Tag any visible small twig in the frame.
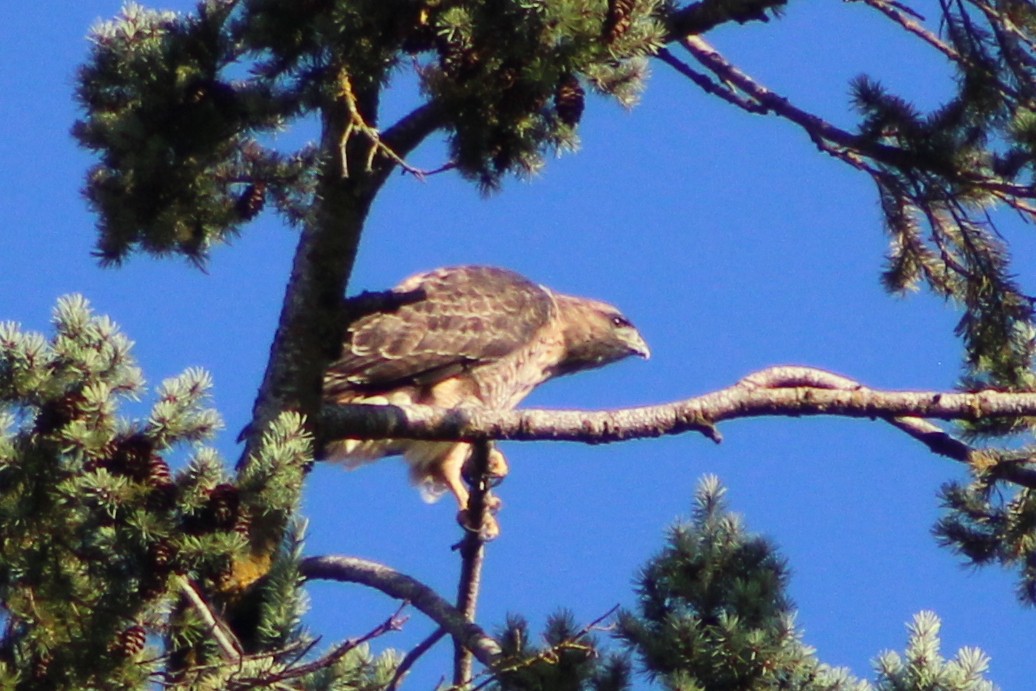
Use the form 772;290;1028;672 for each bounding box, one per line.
175;576;243;662
231;604;408;687
387;627;448;691
655;48;766;114
337;72;449;180
670;34;1036;208
468;605;622;691
856;0;964;64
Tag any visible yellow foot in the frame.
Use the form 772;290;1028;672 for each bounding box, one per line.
463;446;509;488
457;507;500;540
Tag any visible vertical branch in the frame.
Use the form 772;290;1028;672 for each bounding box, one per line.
238;95;444;472
452;440;493;688
237;81;369;470
235;90;446;563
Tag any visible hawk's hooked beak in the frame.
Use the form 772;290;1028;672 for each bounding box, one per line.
625;330;651;360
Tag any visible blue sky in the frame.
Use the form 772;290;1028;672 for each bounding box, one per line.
3;1;1035;687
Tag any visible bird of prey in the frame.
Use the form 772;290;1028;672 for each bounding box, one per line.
323;265;650;537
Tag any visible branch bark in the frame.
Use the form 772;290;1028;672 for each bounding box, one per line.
299;555;503;669
660;34;1036;210
238;92;445;472
320;366;1036;487
452;441;493;688
664;0;788;40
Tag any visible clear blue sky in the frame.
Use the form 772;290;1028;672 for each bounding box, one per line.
2;1;1035;687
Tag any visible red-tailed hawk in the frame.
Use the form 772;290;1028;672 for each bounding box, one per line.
324;265;649;536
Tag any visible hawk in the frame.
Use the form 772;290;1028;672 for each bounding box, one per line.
323;265;650;536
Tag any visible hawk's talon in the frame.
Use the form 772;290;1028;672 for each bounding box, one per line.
456;509;500;540
462;447;510;486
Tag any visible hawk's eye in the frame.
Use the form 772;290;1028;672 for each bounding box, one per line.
611;315;631;328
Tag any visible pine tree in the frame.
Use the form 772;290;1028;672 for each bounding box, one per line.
616;477;864;691
5;0;1036;687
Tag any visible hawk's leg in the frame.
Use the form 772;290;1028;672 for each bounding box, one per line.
439;443;502;539
462;443;509;488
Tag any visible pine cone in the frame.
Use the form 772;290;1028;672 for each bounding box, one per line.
31;652;52;680
204;483;241;531
111;625;147;658
233;505;253;537
147;539;177;576
603;0;636;43
146;455;177;510
148;456;174;488
235;182;266;221
138;570;169;600
107;433;154;480
439;38;481;82
34;394;81;436
554;74;585;127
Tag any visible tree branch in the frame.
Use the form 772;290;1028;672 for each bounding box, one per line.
320;366;1036;488
239;99;444;472
451;441;493;688
299;555;502;669
666;35;1036;207
664;0;788;41
387;627;447;691
176;576;243;662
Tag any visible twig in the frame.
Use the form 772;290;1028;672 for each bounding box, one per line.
655;48;766;114
299;555;502;668
670;35;1036;205
337;72;447;180
229;604;408;688
176;576;243;662
386;627;448;691
856;0;963;64
468;605;622;691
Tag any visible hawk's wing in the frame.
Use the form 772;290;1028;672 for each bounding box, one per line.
325;266;555;396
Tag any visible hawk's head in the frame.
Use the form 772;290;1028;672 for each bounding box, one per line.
551;294;650;377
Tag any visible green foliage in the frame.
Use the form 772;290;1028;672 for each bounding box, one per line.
74;2;317;265
416;0;664;190
64;1;1036;687
490;611;631;691
874;611;994;691
934;455;1036;606
0;297;397;688
485;479;997;691
0;295;228;686
617;476;865;691
849;4;1036;398
73;0;665;263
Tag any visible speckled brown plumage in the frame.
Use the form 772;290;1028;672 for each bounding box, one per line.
323;265;649;536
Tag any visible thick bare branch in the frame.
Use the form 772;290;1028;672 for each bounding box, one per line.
665;0;787;41
299;555;502;669
319;366;1036;487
